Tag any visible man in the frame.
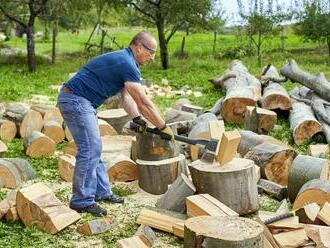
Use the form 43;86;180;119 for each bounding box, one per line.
57;32;174;216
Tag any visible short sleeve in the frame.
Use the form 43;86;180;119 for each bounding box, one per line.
121;62;141;83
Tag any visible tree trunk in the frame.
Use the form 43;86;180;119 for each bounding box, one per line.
213;31;217;56
156;19;168;69
281;26;285;51
180;36;185;57
327;36;330;59
26;24;36;72
51;21;57;64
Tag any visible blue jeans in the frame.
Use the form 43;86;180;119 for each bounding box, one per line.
57;92;112;208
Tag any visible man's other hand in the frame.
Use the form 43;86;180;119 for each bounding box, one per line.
158;125;174;141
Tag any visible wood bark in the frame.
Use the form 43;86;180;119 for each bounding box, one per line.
58;154;75;182
181;104;203;116
189;158;258;215
134;224;156;247
42;121;65;144
165;108;197;124
3;158;35;181
184;216;264;248
97;108;129;133
103;154;137;182
172;98;192;110
0;119;17;141
136;154;185;195
155;173;196;213
24;131;55;157
257;179;288;200
77;216;114;235
244;106;277;134
206;97;223;116
288;155;330;203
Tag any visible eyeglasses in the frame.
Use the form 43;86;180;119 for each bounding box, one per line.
141;43;156;55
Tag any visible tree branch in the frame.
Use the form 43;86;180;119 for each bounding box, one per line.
165;23;182;44
145;0;159;7
35;0;49;15
128;2;156;22
0;5;27;28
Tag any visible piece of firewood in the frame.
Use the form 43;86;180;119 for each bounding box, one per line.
257;179;288;200
308;144;329;158
304;224;330;248
16;182;81;234
261;83;292;111
317;202;330;226
31;105;63;125
208;120;225;161
0;140;7;156
273;229;309;247
255;217;280;248
186;194;239;218
4;103;43;138
98;119;117;136
103;154;137;182
181;104;203;116
5;207;19;221
134;224;156;247
155;173;196;213
77;216;114;235
0;190;17;219
244;106;277;134
172;222;184;238
117;236;148;248
184;216;264;248
296;203;321;224
267;216;301;231
97;108;129;133
0;119;17;141
216;130;241;165
58;154;75;182
42;121;65;144
288;155;329;203
23;131;55;157
64;123;73;141
64;140;76;156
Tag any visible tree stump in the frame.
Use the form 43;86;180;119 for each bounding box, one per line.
42;121;65;144
97;108;129;133
244;106;277;134
16;182;81;234
244;142;296;186
58;154;75;182
4;103;43;138
289;101;323;145
136;154;185;195
165;108;197;124
103;154;137;182
98;119;117;136
288;155;330;203
0;119;17;141
155;173;196;213
24;131;55;157
184;216;264;248
189;158;258;215
31;105;64;125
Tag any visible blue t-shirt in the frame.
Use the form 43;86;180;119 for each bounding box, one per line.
65;47;140;109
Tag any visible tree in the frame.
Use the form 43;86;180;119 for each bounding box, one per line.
0;0;48;72
116;0;212;69
294;0;330;58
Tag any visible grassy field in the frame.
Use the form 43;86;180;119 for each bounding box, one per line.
0;26;329;247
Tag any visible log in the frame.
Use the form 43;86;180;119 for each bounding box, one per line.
3;158;35;181
0;140;7;156
255;218;280;248
64;123;73;141
98;119;117;136
188;112;218;161
172;222;185;238
117;237;149;248
186;194;239;218
42;121;65;144
273;229;309;247
280;59;330;102
317;202;330;226
97;108;129;133
308;144;329;158
137;206;187;234
58;154;75;182
216;130;241;165
244;143;296;186
189;158;258;215
136;154;185;195
244;106;277;134
184;216;264;248
16;182;81;234
64;140;76;156
23;131;55;157
4;103;43;138
134;224;156;247
296;203;321;224
155;173;196;213
0;119;17;141
293;179;330;210
103;154;137;182
31;105;63;125
172;98;192;110
206;97;223;116
288;155;330;203
5;207;19;221
181;104;203;116
0;190;17;219
165;108;197;124
289;101;322;145
77;216;114;235
257;179;288;200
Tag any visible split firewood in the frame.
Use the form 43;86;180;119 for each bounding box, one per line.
255;217;281;248
136;154;185;195
4;103;43;138
64;123;73;141
273;229;310;247
98;119;117;136
172;98;192;110
304;224;330;247
164;108;197;124
0;119;17;141
216;130;241;165
317;202;330;226
208;120;225;160
244;106;277;134
103;154;137;182
181;104;203;116
137;206;187;234
245;143;296;186
184;216;264;248
117;236;149;248
189;158;258;215
293;179;330;210
5;207;19;221
97;108;129;133
155;173;196;213
134;224;156;247
288;155;330;203
267;216;301;233
58;154;75;182
308;144;329;158
0;190;17;219
31;105;63;125
77;216;114;235
16;182;81;234
23;131;55;157
0;140;7;156
42;121;65;144
186;194;239;218
257;179;288;200
296;203;321;224
172;222;184;238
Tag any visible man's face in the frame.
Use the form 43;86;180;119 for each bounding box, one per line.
138;39;157;65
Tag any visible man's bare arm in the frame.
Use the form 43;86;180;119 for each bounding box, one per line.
124;82;165;129
119;89;140;118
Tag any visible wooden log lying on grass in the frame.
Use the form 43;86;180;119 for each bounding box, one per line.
181;104;203;116
77;216;114;235
172;98;192;110
0;190;17;219
244;106;277;134
103;154;137;182
31;105;63;125
244;142;296;186
98;119;117;136
257;179;288;200
288;155;330;203
42;121;65;144
184;216;264;248
16;182;81;234
58;154;75;182
0;119;17;141
165;108;197;124
24;131;55;157
97;108;129;133
4;103;43;138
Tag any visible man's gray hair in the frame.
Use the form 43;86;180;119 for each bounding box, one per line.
129;32;154;46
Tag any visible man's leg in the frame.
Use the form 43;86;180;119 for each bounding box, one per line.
95;159;112;200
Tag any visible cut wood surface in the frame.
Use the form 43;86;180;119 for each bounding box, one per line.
97;108;129;133
255;217;280;248
296;203;321;224
165;108;197;124
58;154;75;182
261;83;292;111
134;224;156;247
77;216;114;235
103;154;137;182
317;202;330;226
189;158;258;215
288;155;330;203
186;194;239;218
0;140;8;156
244;142;296;186
181;104;203;116
308;144;329;158
24;131;55;157
257;179;288;200
3;158;35;181
304;224;330;247
155;173;196;213
64;140;76;156
98;119;117;136
293;179;330;210
42;121;65;144
172;222;185;238
16;182;81;234
217;130;241;165
5;207;19;221
184;216;264;248
31;105;63;125
273;229;309;248
0;119;17;141
209;120;225;160
0;190;17;219
267;216;301;230
244;106;277;134
117;236;149;248
4;103;43;138
289;101;323;145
